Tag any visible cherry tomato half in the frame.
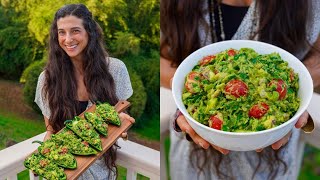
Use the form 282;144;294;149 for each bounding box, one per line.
269;79;287;100
228;49;237;56
199;55;216;66
185;71;201;93
225;79;248;98
248;102;269;119
208;115;223;130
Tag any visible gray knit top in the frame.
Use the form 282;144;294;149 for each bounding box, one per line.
170;1;320;180
35;57;133;180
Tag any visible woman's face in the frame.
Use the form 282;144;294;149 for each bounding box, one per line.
57;15;89;61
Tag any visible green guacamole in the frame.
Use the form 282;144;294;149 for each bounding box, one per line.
182;48;300;132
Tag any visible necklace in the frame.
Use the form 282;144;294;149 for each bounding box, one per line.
208;0;225;42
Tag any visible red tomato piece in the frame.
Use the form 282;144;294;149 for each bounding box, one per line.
199;55;216;66
269;79;287;100
40;159;48;167
59;147;68;154
208;115;223;130
185;71;201;93
225;79;248;98
248;102;269;119
82;141;89;147
42;148;51;154
228;49;237;56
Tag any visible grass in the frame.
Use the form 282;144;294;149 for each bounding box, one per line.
117;166;150;180
131;113;160;141
164;136;171;180
299;144;320;179
0;112;45;149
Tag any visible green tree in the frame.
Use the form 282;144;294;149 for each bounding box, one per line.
0;5;42;80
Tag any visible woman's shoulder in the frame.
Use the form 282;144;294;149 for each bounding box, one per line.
37;71;46;83
107;57;126;69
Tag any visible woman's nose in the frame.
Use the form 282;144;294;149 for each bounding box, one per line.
65;33;73;43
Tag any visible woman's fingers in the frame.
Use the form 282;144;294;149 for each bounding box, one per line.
121;132;128;140
295;111;308;128
176;115;230;154
256;148;263;153
211;144;230;155
271;131;292;150
176;115;210;149
258;112;308;152
119;112;135;123
43;132;52;141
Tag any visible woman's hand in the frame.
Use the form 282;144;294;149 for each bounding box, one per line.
176;111;309;154
119;112;135;140
176;114;230;155
119;112;135;123
43;131;53;141
257;111;309;152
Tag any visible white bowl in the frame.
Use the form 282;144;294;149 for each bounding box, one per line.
172;40;313;151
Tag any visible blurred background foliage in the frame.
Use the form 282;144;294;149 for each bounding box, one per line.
0;0;159;138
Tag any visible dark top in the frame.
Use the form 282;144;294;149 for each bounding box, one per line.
77;101;88;115
213;1;249;41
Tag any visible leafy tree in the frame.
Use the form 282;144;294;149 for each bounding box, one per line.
0;5;43;80
4;0;159;53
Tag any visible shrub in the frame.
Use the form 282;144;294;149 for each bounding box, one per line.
122;51;159;95
22;60;46;113
126;66;147;124
0;25;43;80
121;51;159;122
111;32;141;56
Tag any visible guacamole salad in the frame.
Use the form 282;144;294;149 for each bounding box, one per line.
182;48;300;132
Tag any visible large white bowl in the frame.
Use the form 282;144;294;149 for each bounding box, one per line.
172;40;313;151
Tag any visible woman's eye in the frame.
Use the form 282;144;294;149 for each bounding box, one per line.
73;30;80;33
58;31;65;35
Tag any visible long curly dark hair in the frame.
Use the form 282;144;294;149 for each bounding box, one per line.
44;4;119;178
161;0;310;179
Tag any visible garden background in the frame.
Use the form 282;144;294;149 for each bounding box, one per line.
0;0;159;179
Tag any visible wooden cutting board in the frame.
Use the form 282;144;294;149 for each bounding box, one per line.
30;100;132;180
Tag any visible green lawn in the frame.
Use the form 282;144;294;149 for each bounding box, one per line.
0;112;45;149
131;113;160;141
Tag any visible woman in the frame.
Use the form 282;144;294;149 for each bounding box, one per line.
161;0;320;179
35;4;134;179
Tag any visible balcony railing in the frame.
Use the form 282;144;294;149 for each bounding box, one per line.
0;132;160;180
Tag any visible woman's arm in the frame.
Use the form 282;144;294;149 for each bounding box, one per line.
43;116;54;141
160;56;177;89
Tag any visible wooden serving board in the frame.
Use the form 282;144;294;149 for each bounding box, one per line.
30;100;132;180
65;100;132;179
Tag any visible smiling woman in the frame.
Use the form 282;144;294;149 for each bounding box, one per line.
33;3;134;180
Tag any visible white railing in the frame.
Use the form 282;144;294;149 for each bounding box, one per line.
0;133;160;180
160;87;178;180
